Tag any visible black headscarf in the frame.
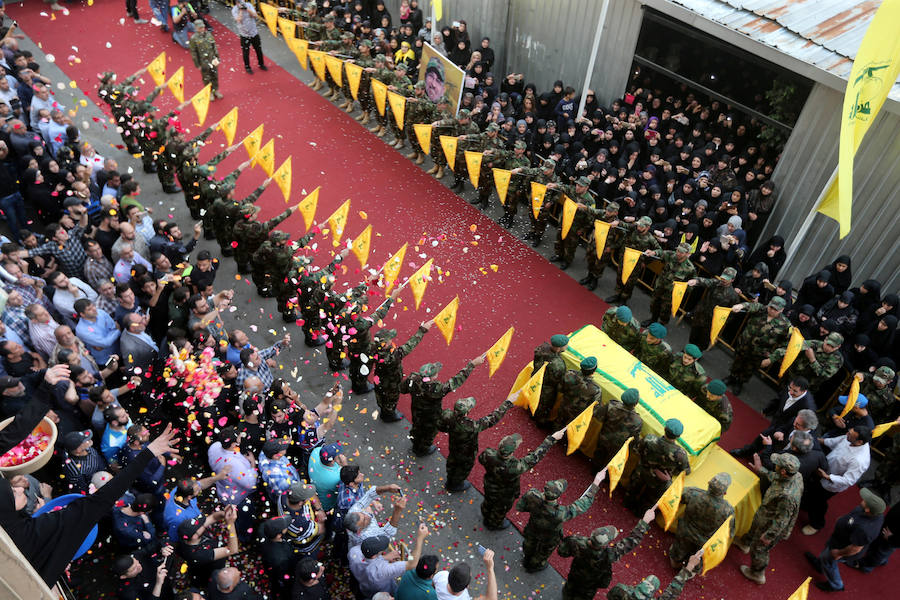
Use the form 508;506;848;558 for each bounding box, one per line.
869;315;898;356
843;334;878;373
824;255;853;294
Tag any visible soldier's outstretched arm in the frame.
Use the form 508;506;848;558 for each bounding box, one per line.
123;66;147;85
519;429;564;473
659;551;700;600
562;472;603;519
556;535;586;558
145;84;165;103
610;508;654;562
399;322;431;357
474;398;514;432
189;124;218;148
444;358;478;395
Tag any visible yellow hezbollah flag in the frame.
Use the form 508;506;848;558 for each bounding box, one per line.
515;363;546;413
566;401;597;455
217;107;238;146
325;55;343;87
259;2;279;37
709;305;731;347
309;50;327;81
296;187;319;230
658;471;685;531
492;168;511;205
272;156;292;201
530;182;547;220
408;259;434;310
371;78;388;116
594;220;611;259
414;124;432;155
344;62;363;100
382;243;407;293
326;199;351;244
147;51;166;86
464;151;482;187
621;247;642;284
439;135;458;170
816;0;900;238
701;516;733;574
486;327;515;377
671;281;689;318
287;37;309;70
561;196;577;239
166;66;185;103
350;225;372;266
253;139;276;176
434;0;442;20
839;375;861;418
434;295;460;345
606;437;632;497
190;84;212;125
242;124;264;160
388;91;407;129
787;577;811;600
278;16;296;40
873;420;898;438
778;327;805;377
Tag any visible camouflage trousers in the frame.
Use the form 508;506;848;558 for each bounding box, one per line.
200;66;219;93
729;342;767;383
741;521;778;572
614;257;643;302
529;202;552;238
325;334;346;369
155;153;177;189
622;468;669;516
481;490;517;529
446;451;476;489
522;529;560;571
562;579;603;600
410;406;440;455
347;346;370;392
300;306;324;344
649;285;674;324
503;187;526;221
586;247;614;278
374;385;400;413
668;533;704;565
532;389;557;427
554;228;586;264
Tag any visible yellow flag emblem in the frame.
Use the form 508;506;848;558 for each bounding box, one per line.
308;50;327;81
709;305;731;347
464;151;482;188
344;62;363;100
778;327;805;377
434;295;460;346
325;55;343;87
216;107;238;146
371;79;388;116
594;220;611;259
658;471;685;531
606;437;633;497
242;124;264;160
166;66;185;103
621;247;642;284
295;187;319;231
252;139;276;177
701;516;733;574
350;225;372;267
492;168;511;205
272;156;292;201
566;401;597;455
839;375;861;418
388;91;406;129
561;196;577;239
277;16;296;40
787;577;811;600
326;199;351;244
486;327;515;377
287;37;309;70
259;2;279;37
147;51;166;86
530;182;547;219
439;135;458;170
515;363;546;414
190;84;212;125
413;124;432;155
671;281;688;318
408;259;434;310
382;243;408;294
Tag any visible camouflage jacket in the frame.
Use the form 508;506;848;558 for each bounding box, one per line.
860;374;898;423
668;354;706;399
233;209;293;257
635;332;673;376
594;400;644;452
558;519;650;589
479;434;556;500
635;435;690;479
617;221;660;253
677;486;735;545
189;31;219;69
695;385;733;432
373;326;428;388
558;188;596;233
400;362;476;415
557;370;603;425
532;343;567;390
517;483;599;540
653;250;696;291
437;399;513;455
346;298;394;354
770;339;843;385
737;301;791;350
608;567;695;600
689;278;740;327
754;467;803;541
601;308;641;352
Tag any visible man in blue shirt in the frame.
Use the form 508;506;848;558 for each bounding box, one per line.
74;298;120;365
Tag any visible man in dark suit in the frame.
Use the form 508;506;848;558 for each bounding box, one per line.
731;376;815;458
119;313;159;374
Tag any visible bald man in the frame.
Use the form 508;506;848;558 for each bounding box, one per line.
207;566;261;599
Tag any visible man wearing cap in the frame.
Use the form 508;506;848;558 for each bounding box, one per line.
559;505;657;600
351;524;430;597
176;506;240;588
479;428;565;530
530;334;569;428
444;109;480;190
373;320;434;423
113;544;174;600
602;305;641;353
695;379;733;432
345;286;403;394
497;140;532;228
209;176;273;257
548;176;596;270
605;216;661;305
685;268;740;348
308;442;348;510
111;493;160;554
580;201;621;290
277;482;327;554
188;20;223;100
297;248;352;347
593;388;644;468
765;332;844;397
511;158;560;248
635;322;674;375
258;438;301;500
233;192;301;276
554;356;603;431
669;473;735;567
400;353;486;456
642;244;696;326
437;394;515;492
824;392;874;439
366;53;394;137
517;470;605;572
348;39;376;124
456;122;508;206
623;419;690;516
805;488;886;592
401;81;436;164
607;553;702;600
311;15;344;99
725;296;791;394
860;366;898;424
251;228;289;295
62;429;108;493
668;344;706;400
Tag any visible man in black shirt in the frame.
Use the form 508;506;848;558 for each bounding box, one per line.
292;557;329;600
114;545;174;600
176;505;240;588
261;516;296;600
853;499;899;572
207;566;262;600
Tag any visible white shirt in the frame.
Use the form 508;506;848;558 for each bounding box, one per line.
52;278;98;318
434;571;472;600
821;436;870;493
782;390;808;413
347;487;397;547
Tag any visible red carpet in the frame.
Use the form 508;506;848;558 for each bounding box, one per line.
12;3;883;597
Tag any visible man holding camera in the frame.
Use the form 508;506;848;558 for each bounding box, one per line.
232;1;267;74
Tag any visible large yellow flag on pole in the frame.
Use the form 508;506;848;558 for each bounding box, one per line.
701;516;732;574
606;437;632;497
621;247;642;284
166;66;185;103
286;37;309;69
387;91;406;129
382;243;407;293
325;55;343;87
371;79;388;116
778;327;805;377
259;2;279;37
839;375;861;418
407;259;434;310
434;295;459;345
671;281;689;318
326;199;351;244
242;124;264;159
439;135;457;170
414;124;432;155
594;220;611;259
709;306;732;347
486;327;515;377
514;363;546;413
492;169;511;205
344;62;363;100
464;151;482;187
295;187;319;230
816;0;900;238
350;225;372;266
217;107;238;145
252;139;276;176
530;182;547;219
272;156;292;201
561;196;577;239
147;51;166;86
190;84;212;125
658;471;685;531
566;401;597;455
786;577;811;600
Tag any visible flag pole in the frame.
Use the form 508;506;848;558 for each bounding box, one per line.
576;0;611;119
779;165;837;277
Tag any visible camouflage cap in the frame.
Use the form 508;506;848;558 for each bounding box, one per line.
193;19;206;28
676;242;692;253
633;575;661;599
498;433;522;455
620;388;640;407
771;453;800;474
580;356;597;371
514;140;527;150
239;202;261;217
589;525;619;547
360;39;374;48
373;328;397;344
486;122;501;132
860;487;886;515
458;108;471;118
706;379;727;396
550;334;569;348
637;216;653;227
606;201;620;212
100;71;116;83
719;267;737;281
768;296;786;310
454;397;476;414
419;362;443;377
575;176;591;187
375;53;387;62
874;366;896;384
648;322;667;338
413;81;426;90
395;63;409;72
543;479;567;499
664;418;684;438
708;472;731;497
270;230;291;243
323;14;335;22
825;332;844;347
542;159;556;170
341;31;354;39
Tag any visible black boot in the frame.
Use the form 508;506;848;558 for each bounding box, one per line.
380;410;404;423
604;294;621;303
586;277;599;291
530;235;542;248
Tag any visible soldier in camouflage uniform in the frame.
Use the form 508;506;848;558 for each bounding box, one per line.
256;231;299;320
669;472;735;566
623;419;691;516
497;141;532;228
98;68;147;155
372;320;434;422
601;305;641;352
592;388;644;468
861;366;898;423
349;40;376;124
188;20;223;99
635;322;674;376
152;110;196;194
559;506;657;600
554;356;603;431
725;296;791;394
297;247;350;346
511;159;560;248
366;54;394;137
437;395;514;492
478;429;564;530
764;331;844;392
456;122;509;208
580;201;621;290
446;110;481;189
325;31;359;110
345;288;401;394
695;379;733;432
321;282;367;371
425;96;459;179
734;453;803;585
384;63;415;150
122;84;165;173
643;243;696;326
531;334;569;428
195;159;252;238
311;15;343;99
175;127;234;218
402;82;437;164
210;177;273;257
605;216;661;305
299;2;324;61
550;176;595;270
685;267;739;348
400;355;485;457
516;471;604;572
607;555;701;600
232;199;300;274
872;431;900;497
250;230;286;297
668;344;706;400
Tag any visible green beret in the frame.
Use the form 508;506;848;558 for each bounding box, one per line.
620;388;640;406
707;379;727;396
580;356;597;371
542;159;556;170
768;296;786;310
514;140;527;150
498;433;522;456
486;122;500;132
615;305;632;322
606;202;619;212
825;332;844;347
454;397;476;414
648;322;667;338
590;525;619;547
458;108;471;118
419;362;443;377
719;267;737;281
708;472;731;497
684;344;702;359
860;488;886;515
543;479;567;499
771;453;800;474
373;328;397;344
637;216;652;227
664;418;684;438
575;176;591;187
676;242;692;253
550;334;569;348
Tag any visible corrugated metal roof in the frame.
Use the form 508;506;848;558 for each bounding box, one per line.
669;0;900;101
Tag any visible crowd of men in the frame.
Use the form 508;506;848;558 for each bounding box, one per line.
0;0;898;599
